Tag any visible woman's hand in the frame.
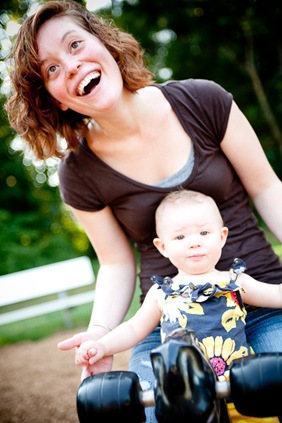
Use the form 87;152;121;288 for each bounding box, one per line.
79;355;113;381
58;331;113;381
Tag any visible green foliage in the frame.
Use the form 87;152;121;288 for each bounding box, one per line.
0;1;281;278
114;0;282;176
0;208;90;274
0;0;281;348
0;94;92;275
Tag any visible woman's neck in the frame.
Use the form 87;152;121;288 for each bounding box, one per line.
89;86;161;142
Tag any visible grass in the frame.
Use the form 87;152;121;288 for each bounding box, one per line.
0;278;141;347
272;243;282;257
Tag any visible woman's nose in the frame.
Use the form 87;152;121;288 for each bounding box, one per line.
65;61;81;78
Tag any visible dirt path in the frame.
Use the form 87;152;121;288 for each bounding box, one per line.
0;329;130;423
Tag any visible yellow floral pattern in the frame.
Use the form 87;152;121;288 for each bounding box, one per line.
221;304;247;332
198;335;252;381
157;259;254;380
227;403;279;423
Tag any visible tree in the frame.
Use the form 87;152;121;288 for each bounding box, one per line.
114;0;282;175
0;0;281;274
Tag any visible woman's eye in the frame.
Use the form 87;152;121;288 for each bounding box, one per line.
48;65;57;75
200;231;208;236
176;235;185;240
71;40;81;50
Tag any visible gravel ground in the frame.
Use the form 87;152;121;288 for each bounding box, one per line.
0;329;130;423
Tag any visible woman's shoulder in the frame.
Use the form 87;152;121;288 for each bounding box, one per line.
156;78;233;142
157;78;232;99
156;78;233;120
57;141;107;211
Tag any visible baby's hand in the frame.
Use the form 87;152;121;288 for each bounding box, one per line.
75;340;97;366
88;344;106;365
75;340;106;367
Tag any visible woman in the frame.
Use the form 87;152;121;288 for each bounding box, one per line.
5;1;282;422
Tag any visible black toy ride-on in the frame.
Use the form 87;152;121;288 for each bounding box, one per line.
76;329;282;422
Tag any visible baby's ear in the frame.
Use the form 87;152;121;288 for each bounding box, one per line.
221;226;229;248
153;237;169;258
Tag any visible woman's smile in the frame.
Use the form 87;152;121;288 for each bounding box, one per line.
77;70;101;96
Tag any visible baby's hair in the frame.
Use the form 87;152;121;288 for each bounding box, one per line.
155;189;223;236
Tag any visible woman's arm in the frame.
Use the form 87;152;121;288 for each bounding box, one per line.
71;205;137;329
58;205;137;378
221;101;282;242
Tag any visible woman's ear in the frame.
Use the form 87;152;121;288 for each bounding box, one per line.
55;99;68;111
60;104;69;111
221;226;229;248
153;237;169;258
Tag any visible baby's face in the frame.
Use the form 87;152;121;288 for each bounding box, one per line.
157;201;228;275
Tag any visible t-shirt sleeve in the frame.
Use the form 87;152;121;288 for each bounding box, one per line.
191;79;233;144
58;151;106;211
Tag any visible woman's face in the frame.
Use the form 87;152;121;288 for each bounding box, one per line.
36;16;124;117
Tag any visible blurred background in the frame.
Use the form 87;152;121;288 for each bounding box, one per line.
1;0;282;343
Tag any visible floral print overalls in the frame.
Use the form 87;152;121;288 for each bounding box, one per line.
151;258;255;382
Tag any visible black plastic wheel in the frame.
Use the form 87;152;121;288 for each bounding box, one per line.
77;370;146;423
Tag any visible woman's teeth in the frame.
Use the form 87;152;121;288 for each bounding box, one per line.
77;71;100;96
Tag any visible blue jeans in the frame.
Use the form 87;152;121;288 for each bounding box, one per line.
128;307;282;423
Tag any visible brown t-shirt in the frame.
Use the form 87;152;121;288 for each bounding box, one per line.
58;79;282;301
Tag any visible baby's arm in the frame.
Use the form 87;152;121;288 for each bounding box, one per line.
238;273;282;307
76;285;162;367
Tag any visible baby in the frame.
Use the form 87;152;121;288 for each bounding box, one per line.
74;190;282;382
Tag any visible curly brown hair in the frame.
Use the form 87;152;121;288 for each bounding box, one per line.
5;0;154;160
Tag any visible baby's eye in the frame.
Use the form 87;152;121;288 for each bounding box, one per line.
200;231;209;236
176;235;185;240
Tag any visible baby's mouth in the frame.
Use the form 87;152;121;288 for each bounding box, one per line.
77;71;101;96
